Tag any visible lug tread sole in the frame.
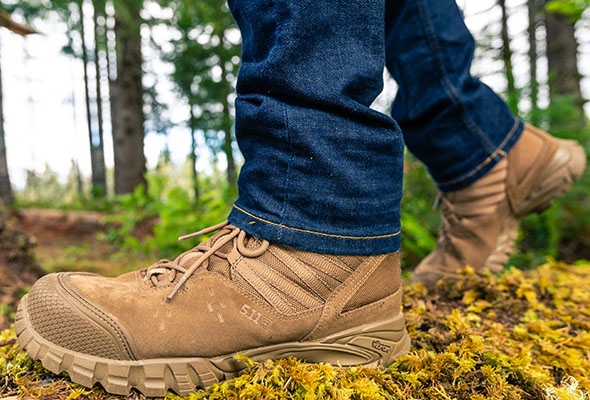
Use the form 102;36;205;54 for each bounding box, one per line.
16;297;410;397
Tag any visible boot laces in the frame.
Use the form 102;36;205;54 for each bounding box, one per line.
143;221;269;301
435;193;462;251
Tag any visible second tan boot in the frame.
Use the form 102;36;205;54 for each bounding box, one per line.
413;124;587;289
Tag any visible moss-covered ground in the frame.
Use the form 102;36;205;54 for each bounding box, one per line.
2;261;590;399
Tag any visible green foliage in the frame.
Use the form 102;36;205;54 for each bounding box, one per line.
101;168;233;257
4;261;590;399
15;163;115;212
546;0;590;21
160;0;241;180
400;153;439;269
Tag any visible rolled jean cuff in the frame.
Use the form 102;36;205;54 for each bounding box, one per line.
437;118;524;192
228;204;401;255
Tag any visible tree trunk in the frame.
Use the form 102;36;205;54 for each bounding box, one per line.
104;0;119;193
112;0;146;194
74;160;83;196
189;99;199;201
221;62;236;189
92;1;107;196
78;0;106;196
0;40;13;206
527;0;539;125
499;0;518;114
544;6;585;127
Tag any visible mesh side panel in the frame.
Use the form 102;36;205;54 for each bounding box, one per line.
27;277;123;360
342;255;400;312
208;254;231;276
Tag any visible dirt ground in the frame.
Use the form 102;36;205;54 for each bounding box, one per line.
0;208;155;330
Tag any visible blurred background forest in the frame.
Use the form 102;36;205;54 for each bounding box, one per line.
0;0;589;326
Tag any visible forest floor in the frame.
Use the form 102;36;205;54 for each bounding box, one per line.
1;209;590;399
16;208;155;277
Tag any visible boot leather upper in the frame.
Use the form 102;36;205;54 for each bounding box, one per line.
25;227;402;361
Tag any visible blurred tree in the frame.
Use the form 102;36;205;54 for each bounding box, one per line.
112;0;147;194
164;0;241;191
0;10;37;206
143;23;173;177
91;0;107;196
498;0;519;114
527;0;540;125
7;0;110;197
0;38;13;206
544;0;586;128
77;0;107;196
163;0;202;200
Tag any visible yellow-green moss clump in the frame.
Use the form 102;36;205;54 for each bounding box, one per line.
2;261;590;399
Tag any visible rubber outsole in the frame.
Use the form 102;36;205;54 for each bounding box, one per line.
15;296;410;397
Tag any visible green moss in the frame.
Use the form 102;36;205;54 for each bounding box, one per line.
2;261;590;399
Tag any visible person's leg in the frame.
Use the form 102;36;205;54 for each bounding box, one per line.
384;0;586;287
228;0;404;255
16;0;412;395
385;0;521;191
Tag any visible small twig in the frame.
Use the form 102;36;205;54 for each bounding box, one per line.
0;337;17;346
555;337;573;348
281;377;292;391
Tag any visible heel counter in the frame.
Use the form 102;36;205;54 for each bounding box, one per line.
304;253;403;341
507;124;559;212
342;252;401;312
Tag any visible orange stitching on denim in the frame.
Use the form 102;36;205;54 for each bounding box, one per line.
233;205;401;240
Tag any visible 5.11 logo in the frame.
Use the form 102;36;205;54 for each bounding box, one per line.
240;304;273;330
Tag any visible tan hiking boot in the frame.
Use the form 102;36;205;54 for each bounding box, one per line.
413;124;587;289
15;221;410;396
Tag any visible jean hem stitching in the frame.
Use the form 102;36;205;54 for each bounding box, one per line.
233;205;401;239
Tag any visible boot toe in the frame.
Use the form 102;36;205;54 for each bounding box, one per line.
17;273;128;361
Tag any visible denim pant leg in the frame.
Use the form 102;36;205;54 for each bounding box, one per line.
385;0;523;191
227;0;405;255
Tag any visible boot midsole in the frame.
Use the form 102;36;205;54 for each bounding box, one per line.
16;295;410;396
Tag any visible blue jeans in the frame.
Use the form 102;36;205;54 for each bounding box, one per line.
227;0;523;255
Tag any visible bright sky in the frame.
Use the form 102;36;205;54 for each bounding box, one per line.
1;0;588;189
